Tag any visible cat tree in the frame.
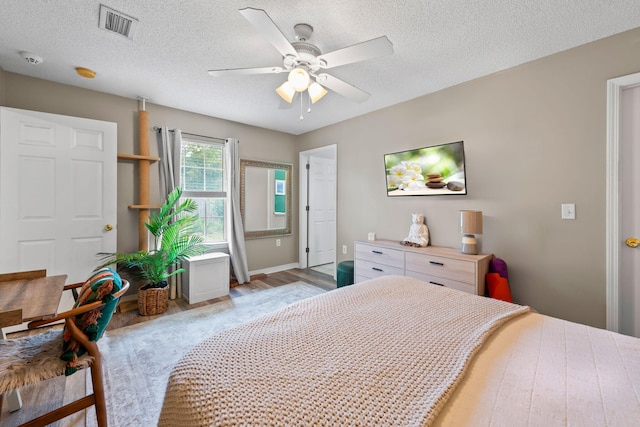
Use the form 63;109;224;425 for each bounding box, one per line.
117;98;160;251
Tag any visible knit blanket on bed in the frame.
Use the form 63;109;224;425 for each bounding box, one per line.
158;275;530;427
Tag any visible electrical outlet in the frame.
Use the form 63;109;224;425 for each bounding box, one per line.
276;239;281;247
342;245;347;254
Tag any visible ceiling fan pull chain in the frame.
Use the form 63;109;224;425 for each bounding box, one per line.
307;91;312;113
299;92;304;120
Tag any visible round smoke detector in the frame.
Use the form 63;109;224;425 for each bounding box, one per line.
20;51;44;65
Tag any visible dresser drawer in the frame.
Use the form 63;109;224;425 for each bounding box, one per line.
406;271;476;295
355;259;404;281
405;252;475;284
355;242;404;268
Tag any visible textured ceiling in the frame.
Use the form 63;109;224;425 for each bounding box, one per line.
1;0;639;135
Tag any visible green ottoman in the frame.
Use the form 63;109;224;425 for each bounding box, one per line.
336;260;354;288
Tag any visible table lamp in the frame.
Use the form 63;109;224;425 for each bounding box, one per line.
460;210;483;254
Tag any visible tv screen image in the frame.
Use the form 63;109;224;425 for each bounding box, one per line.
384;140;467;196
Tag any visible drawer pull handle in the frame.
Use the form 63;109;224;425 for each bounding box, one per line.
372;267;384;272
429;261;444;266
372;250;383;254
429;281;444;287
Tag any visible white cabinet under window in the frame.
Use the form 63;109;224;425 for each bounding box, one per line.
182;252;230;304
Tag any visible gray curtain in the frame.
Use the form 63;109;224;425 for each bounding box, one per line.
157;127;182;298
226;138;250;284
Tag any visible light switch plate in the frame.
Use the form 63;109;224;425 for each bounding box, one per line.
561;203;576;220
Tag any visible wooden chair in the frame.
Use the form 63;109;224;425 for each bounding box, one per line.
0;277;129;427
0;269;49;414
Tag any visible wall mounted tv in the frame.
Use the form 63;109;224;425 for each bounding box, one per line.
384;140;467;197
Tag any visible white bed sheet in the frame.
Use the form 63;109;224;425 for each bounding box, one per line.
434;311;640;426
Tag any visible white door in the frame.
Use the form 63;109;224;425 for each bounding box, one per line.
0;107;117;300
619;84;640;337
308;155;336;267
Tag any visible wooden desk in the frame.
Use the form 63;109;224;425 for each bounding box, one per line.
0;275;67;328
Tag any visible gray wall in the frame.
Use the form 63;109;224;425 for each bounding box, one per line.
2;26;639;328
297;27;640;328
1;74;298;273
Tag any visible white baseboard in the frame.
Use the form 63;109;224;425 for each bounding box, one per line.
249;263;300;277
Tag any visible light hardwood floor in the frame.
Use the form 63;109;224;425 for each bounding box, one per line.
0;268;335;427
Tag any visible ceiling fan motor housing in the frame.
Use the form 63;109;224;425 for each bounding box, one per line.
286;42;322;72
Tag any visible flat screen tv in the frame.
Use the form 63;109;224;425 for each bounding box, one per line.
384;140;467;196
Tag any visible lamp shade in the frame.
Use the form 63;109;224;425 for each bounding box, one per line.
288;68;310;92
308;82;328;103
460;210;483;235
276;81;295;103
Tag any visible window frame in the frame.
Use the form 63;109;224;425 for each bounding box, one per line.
178;136;228;246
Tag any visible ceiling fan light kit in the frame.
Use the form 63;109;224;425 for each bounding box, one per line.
275;67;328;104
208;7;393;117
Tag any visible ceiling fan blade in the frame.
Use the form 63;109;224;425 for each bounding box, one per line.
208;66;285;77
317;36;393;69
315;73;370;103
239;8;297;58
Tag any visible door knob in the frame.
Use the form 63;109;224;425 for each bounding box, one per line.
625;238;640;248
104;224;114;232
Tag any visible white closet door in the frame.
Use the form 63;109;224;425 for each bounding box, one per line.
0;107;117;290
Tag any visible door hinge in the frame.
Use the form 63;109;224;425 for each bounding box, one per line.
306;163;310;170
305;247;309;253
306;205;310;211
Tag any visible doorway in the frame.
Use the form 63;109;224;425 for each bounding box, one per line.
606;72;640;337
299;145;337;275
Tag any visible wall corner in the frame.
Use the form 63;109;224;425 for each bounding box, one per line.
0;66;5;106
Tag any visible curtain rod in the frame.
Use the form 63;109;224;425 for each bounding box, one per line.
153;126;227;143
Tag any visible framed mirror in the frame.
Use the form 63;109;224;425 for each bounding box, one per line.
240;159;292;239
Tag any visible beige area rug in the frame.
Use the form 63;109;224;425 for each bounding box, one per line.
87;281;327;427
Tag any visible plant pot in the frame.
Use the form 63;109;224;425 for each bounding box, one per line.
138;284;169;316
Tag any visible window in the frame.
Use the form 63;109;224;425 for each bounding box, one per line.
179;137;226;243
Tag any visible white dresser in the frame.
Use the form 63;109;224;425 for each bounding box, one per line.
354;239;492;296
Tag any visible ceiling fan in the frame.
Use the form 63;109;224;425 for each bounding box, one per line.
208;8;394;106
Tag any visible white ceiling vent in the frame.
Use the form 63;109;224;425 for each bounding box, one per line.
98;4;138;40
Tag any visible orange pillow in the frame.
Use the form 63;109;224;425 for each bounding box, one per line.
486;272;513;303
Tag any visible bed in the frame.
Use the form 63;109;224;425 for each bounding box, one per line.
158;275;640;426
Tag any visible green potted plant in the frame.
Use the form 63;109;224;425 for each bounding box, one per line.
98;187;205;315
